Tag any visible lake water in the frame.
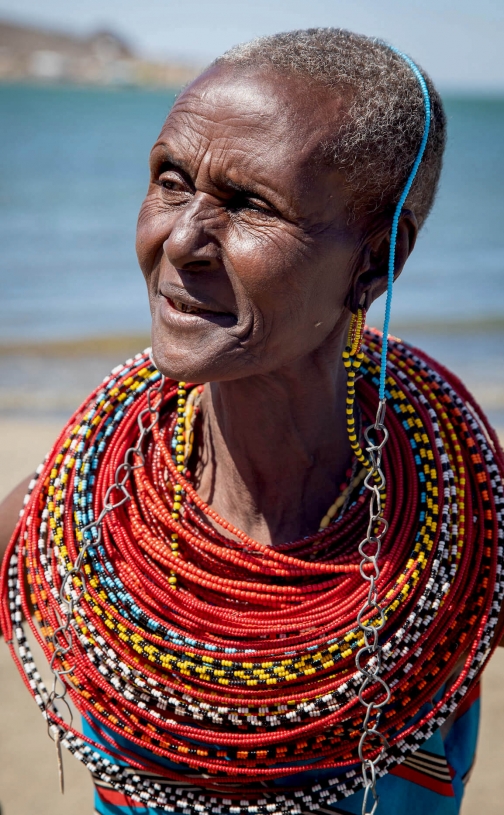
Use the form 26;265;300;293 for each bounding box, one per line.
0;85;503;424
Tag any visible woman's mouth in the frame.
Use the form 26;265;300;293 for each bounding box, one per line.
171;298;208;315
162;296;237;327
168;297;230;317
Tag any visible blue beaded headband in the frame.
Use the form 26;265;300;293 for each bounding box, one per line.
378;47;432;401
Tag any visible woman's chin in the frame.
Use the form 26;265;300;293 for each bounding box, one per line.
149;301;257;383
150;323;238;384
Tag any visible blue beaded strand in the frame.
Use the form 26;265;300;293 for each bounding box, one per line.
379;47;432;400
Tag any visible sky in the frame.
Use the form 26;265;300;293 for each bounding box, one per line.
1;0;504;91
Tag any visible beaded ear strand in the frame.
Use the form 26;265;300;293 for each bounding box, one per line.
342;306;369;470
167;381;188;588
169;382;204;588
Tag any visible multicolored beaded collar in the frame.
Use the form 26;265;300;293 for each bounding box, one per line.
1;330;503;814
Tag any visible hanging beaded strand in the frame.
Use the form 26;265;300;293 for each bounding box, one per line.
342;306;369;470
167;381;188;587
319;307;369;531
378;47;432;400
169;382;205;586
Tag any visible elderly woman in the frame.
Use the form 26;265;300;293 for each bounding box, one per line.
1;28;503;815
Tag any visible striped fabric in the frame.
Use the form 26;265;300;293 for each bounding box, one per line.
85;682;480;815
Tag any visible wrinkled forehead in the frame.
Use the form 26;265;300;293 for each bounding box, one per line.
155;65;347;188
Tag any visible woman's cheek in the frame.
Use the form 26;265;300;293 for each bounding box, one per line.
225;219;311;295
136;197;174;274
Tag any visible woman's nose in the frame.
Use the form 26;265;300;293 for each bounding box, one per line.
163;193;222;272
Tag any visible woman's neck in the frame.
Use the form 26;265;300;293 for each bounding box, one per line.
194;341;352;546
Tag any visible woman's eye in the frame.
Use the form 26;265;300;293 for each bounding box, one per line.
231;195;275;216
152;166;193;198
158;174;186;192
247;200;272;214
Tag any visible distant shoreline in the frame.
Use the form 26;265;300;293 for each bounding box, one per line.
0;79;185;92
1;317;504;357
0;334;152;357
2;82;504;100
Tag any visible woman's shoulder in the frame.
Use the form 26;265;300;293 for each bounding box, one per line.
0;348;165;574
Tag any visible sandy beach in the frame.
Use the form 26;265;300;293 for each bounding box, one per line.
1;348;503;815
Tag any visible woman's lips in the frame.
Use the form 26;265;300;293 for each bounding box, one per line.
161;296;237;326
170;297;220;316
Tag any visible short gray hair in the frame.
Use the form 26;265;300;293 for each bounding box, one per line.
213;28;446;227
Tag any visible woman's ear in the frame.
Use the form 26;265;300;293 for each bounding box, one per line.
346;208;418;313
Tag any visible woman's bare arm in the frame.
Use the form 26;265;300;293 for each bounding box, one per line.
0;476;32;635
0;475;33;565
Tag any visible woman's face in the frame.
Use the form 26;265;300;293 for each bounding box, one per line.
137;64;363;382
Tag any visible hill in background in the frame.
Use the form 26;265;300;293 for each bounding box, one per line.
0;19;199;86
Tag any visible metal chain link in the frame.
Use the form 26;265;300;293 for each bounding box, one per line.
356;399;391;815
44;370;166;793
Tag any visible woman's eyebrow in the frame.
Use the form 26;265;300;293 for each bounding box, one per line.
149;145;192;176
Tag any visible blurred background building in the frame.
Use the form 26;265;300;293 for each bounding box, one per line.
0;18;199;86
